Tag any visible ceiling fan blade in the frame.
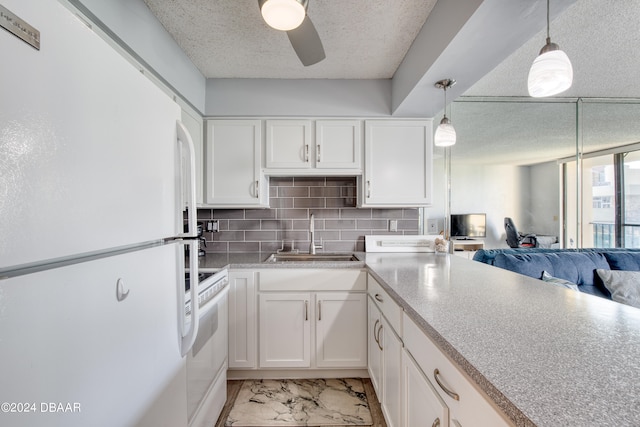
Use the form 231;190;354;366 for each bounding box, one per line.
287;15;325;66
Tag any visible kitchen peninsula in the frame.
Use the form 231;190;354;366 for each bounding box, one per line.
198;251;640;427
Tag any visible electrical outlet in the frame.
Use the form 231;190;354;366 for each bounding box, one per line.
389;220;398;232
206;220;219;232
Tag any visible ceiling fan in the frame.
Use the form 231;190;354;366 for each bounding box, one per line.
258;0;326;66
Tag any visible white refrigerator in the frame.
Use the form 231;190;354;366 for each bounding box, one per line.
0;1;200;426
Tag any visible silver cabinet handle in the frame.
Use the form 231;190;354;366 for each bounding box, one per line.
376;323;383;351
255;180;259;199
374;293;383;303
318;300;322;321
434;369;460;401
317;144;321;162
305;144;310;162
305;300;309;321
432;418;440;427
367;180;371;198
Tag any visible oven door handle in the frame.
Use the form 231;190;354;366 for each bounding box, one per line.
181;240;199;356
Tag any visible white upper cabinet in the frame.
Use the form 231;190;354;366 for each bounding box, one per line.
360;120;433;207
265;120;313;169
204;120;269;207
264;119;362;174
315;120;362;170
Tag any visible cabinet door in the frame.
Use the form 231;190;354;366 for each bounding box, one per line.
205;120;267;207
228;271;257;369
362;120;433;207
368;298;383;400
402;350;449;427
315;292;367;368
381;316;402;427
259;292;311;368
315;120;362;169
265;120;313;169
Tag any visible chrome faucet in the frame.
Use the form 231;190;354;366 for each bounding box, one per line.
309;213;322;254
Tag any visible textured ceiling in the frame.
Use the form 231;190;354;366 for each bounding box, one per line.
451;0;640;165
463;0;640;99
142;0;640;166
143;0;437;79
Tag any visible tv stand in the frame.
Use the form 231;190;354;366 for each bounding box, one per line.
452;239;484;259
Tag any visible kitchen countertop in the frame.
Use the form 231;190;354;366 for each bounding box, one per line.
196;251;640;426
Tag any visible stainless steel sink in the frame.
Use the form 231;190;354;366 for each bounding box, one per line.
264;253;360;263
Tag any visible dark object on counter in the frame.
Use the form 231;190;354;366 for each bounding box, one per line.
184;221;206;256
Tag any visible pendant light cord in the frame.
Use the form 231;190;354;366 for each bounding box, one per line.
443;85;448;119
546;0;551;43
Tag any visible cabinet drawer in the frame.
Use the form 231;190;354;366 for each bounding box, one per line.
259;269;366;292
368;274;402;336
403;313;511;427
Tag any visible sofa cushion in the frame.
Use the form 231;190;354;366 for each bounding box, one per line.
494;252;611;298
541;271;579;291
603;251;640;271
596;269;640;308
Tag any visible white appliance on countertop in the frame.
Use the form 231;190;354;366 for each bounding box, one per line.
0;1;226;426
365;235;438;252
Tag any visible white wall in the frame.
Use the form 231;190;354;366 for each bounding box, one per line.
205;79;392;117
428;157;562;249
72;0;206;113
528;161;562;236
428;158;561;249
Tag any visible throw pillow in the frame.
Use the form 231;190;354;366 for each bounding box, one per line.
595;269;640;309
541;271;579;291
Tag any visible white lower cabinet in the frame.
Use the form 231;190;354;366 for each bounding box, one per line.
368;275;403;427
257;269;367;370
259;292;311;368
403;313;511;427
228;270;257;369
402;349;449;427
368;298;383;397
259;291;367;369
380;315;402;427
316;292;367;368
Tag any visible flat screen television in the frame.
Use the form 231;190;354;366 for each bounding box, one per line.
450;214;486;239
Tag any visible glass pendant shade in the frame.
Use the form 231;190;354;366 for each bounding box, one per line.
528;47;573;97
434;117;456;147
260;0;306;31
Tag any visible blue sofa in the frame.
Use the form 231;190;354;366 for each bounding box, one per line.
473;248;640;300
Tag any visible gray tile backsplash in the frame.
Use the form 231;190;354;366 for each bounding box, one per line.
198;177;419;253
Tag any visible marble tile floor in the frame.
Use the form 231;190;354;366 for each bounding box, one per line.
216;378;387;427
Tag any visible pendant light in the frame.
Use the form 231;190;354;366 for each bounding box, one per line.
259;0;307;31
527;0;573;97
434;79;456;147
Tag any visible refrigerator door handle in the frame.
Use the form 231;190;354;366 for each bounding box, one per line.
176;120;198;238
181;240;200;356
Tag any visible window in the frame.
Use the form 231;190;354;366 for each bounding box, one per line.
565;148;640;248
592;196;612;209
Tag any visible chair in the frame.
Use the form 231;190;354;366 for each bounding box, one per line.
504;217;537;248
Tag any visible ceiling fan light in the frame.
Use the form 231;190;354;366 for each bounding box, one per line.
261;0;306;31
528;47;573;97
434;118;456;147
